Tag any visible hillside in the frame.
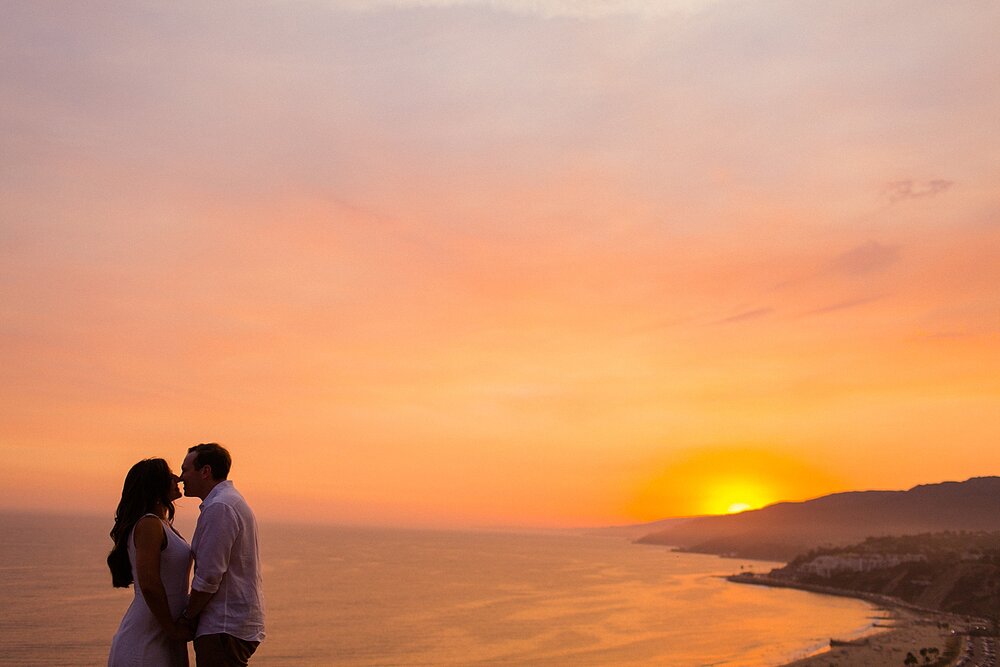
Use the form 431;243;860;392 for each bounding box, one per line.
637;476;1000;561
767;532;1000;618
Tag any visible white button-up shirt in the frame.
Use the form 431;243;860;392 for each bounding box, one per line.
192;480;266;642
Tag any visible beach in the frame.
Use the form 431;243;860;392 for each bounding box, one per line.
781;607;961;667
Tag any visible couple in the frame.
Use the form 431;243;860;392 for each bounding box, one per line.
107;443;265;667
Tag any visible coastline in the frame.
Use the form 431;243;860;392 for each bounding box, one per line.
727;574;971;666
781;607;955;667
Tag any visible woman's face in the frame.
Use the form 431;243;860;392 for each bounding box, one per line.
168;473;182;501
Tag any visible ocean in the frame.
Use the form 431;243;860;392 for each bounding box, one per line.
0;511;884;666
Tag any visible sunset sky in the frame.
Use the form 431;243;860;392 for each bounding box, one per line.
2;1;998;528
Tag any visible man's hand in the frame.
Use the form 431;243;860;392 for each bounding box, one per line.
184;589;214;620
173;614;197;642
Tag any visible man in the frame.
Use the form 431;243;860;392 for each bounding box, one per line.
178;443;265;666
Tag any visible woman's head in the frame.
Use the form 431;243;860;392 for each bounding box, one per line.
107;458;180;587
119;458;181;512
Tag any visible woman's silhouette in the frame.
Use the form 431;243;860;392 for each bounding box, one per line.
107;458;192;666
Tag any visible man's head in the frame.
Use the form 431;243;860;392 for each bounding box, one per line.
180;442;232;500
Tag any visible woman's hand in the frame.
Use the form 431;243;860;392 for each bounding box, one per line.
168;620;194;642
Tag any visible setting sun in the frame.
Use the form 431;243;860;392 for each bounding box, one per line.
703;478;772;515
628;447;845;520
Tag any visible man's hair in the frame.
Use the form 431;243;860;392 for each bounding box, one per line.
188;442;232;480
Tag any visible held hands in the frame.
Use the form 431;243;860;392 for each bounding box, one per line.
171;614;197;642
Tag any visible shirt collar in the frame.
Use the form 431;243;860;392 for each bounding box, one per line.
199;479;233;510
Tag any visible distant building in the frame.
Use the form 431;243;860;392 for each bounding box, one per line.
797;553;926;577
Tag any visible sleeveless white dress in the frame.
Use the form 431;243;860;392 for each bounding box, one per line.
108;515;193;667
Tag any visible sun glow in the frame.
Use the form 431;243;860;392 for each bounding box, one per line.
703;478;772;515
628;447;847;521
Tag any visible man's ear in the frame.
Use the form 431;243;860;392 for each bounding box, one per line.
202;465;213;479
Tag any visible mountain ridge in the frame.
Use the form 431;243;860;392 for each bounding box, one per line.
636;476;1000;561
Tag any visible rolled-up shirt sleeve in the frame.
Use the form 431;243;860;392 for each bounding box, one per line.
192;503;239;594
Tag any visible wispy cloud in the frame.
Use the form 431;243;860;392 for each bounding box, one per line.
827;241;901;277
713;307;773;325
801;296;882;317
884;179;954;203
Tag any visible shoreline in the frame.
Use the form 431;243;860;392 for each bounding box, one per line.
727;574;977;666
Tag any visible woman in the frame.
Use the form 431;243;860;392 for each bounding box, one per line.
107;458;193;667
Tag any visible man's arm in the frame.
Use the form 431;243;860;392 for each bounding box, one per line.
183;588;215;619
183;503;239;622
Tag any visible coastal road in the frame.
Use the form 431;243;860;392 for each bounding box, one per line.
955;635;996;667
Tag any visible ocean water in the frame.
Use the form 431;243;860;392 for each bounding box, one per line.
0;512;884;666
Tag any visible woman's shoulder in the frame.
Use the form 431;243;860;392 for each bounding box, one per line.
132;514;166;546
134;513;165;527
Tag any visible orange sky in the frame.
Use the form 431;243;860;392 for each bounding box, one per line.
2;1;998;528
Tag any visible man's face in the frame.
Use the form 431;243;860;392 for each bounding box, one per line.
180;451;204;498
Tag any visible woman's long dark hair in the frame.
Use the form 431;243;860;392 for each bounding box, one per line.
107;458;176;588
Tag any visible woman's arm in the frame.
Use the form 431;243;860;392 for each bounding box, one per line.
133;516;188;641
